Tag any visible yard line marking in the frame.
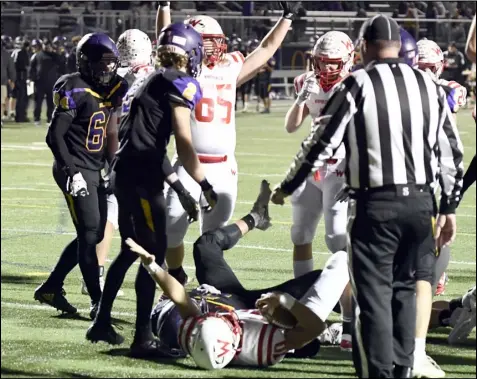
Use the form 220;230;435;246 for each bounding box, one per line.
1;228;475;265
1;301;136;318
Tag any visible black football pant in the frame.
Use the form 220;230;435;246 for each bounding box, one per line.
45;162;107;304
193;224;339;311
348;186;435;378
33;82;54;122
96;167;167;344
13;77;28;122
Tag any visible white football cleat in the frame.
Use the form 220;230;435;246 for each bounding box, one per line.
448;287;476;345
318;322;342;345
81;277;124;297
413;354;445;378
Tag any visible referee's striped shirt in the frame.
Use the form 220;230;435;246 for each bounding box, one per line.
280;58;464;214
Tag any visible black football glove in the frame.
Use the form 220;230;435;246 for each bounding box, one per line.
199;179;218;212
177;189;200;223
279;1;302;21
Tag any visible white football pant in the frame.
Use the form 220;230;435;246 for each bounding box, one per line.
290;159;348;253
166;155;238;248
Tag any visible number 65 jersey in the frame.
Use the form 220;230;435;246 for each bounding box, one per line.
46;72;128;171
191;51;245;155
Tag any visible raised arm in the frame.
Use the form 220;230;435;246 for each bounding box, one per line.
156;2;172;39
465;15;476;63
126;238;201;319
237;2;300;87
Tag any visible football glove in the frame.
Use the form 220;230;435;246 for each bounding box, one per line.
279;1;303;20
200;179;218;212
196;284;221;296
334;184;350;203
296;76;319;106
177;189;200;223
67;172;89;197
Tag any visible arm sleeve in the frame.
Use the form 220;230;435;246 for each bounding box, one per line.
436;87;465;214
280;77;359;195
162;155;175;177
47;109;78;177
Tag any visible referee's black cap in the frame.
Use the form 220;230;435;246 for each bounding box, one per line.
359;15;401;43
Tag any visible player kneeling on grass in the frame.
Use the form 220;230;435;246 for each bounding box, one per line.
122;181;350;368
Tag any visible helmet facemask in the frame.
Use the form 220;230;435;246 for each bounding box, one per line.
313;55;351;91
418;61;443;81
89;52;119;87
202;34;227;67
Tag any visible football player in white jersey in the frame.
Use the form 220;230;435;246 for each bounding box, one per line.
156;1;301;285
80;29;155;298
124;182;351;369
284;31;355;352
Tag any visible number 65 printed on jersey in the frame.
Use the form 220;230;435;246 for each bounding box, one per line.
86;111;107;152
195;84;233;124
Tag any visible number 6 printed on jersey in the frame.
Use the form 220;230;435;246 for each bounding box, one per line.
86;111;107;151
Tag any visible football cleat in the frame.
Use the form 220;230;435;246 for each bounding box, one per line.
435;272;448;296
250;180;272;231
448;287;476;345
129;339;167;359
86;321;125;345
340;334;352;352
81;277;124;297
89;302;99;321
413;354;445;378
34;283;77;315
318;322;343;345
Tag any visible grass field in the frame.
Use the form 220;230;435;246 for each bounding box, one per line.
1;102;476;378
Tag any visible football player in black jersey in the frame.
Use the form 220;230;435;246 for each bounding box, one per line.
87;23;218;358
34;33;128;318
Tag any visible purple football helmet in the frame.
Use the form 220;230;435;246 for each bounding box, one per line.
76;32;120;87
399;28;418;68
157;22;204;78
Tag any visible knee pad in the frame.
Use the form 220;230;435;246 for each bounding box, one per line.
291;223;316;246
192;231;221;259
107;194;119;230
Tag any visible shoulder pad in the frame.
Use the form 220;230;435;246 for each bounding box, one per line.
52;73;85;110
166;69;202;109
228;51;245;64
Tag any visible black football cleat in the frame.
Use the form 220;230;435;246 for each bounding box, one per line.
86;321;124;345
34;283;77;315
250;180;272;230
129;339;167;359
89;302;99;321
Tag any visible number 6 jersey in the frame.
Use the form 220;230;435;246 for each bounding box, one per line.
190;51;245;155
46;72;128;172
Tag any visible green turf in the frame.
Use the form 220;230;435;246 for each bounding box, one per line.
1;103;476;378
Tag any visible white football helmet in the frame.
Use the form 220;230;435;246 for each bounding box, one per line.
417;39;444;81
184;15;227;66
116;29;153;70
312;31;354;91
179;313;241;370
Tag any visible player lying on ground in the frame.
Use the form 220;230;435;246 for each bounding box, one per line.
156;1;302;286
126;181;350;369
35;33;128;318
429;286;476;345
284;30;355;352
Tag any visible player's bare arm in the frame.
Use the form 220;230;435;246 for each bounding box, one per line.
256;292;325;350
237;2;300;87
105;109;119;163
465;15;476;63
126;238;201;319
155;2;172;39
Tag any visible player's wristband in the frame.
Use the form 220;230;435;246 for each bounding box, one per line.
279;293;296;310
143;261;161;275
199;178;212;191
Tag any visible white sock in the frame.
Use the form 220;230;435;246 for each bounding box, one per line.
293;259;313;278
414;337;426;358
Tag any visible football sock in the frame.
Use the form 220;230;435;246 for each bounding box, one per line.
45;238;79;288
293;259;313;278
134;264;157;343
342;318;352;336
78;237;102;304
169;266;187;285
414;337;426;357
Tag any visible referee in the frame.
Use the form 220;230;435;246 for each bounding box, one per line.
271;15;464;379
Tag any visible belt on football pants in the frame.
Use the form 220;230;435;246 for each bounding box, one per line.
198;154;228;164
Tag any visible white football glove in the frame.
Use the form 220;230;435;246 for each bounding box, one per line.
196;284;221;295
67;172;89;197
296;77;319;106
